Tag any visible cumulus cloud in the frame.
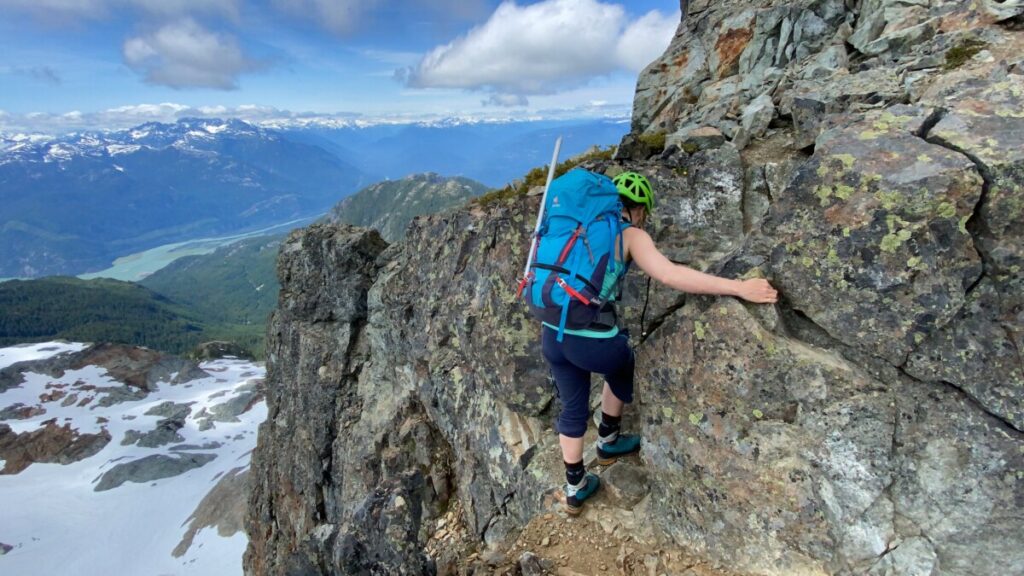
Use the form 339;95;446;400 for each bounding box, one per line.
402;0;679;96
123;19;263;89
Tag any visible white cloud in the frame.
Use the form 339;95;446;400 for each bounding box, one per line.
402;0;680;96
1;103;342;133
123;19;262;89
106;102;190;116
0;0;103;18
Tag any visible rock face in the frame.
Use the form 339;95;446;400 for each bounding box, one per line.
245;3;1024;575
0;421;111;474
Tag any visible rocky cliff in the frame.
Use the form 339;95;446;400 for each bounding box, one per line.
245;2;1024;575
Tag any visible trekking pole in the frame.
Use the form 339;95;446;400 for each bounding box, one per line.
516;136;563;299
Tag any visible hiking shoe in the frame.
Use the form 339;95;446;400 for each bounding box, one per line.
596;434;641;466
564;472;600;515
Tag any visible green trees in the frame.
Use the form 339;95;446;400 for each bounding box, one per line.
0;277;206;353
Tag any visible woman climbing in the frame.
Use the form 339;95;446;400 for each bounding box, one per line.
538;171;779;514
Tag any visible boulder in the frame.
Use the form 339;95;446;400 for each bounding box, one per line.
905;75;1024;431
601;462;650;509
190;340;253;361
765;106;984;366
782;68;907;150
667;126;726;153
733;94;775;149
639;298;896;574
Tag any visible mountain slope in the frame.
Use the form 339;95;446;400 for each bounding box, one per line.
0;119;371;278
0;275;271;356
0;277;203;352
139;235;283;355
327;173;489;241
140;235;281;325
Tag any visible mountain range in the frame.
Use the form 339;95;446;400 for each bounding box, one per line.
1;117;626;279
0;119;370;278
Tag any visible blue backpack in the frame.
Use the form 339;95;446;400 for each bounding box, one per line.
520;169;626;341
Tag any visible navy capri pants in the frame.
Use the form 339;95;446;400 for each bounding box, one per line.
541;326;635;438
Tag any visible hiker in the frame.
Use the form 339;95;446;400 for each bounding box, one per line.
528;170;778;514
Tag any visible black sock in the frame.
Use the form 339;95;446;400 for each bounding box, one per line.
565;460;586;487
598;412;621;442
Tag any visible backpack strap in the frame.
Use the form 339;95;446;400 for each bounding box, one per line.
556;235;589;342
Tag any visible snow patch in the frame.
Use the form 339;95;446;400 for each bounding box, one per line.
203;123;228;134
107;144;141;156
0;342;266;576
44;143;74;162
0;342;88;370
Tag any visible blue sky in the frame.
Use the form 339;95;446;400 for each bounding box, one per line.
0;0;680;132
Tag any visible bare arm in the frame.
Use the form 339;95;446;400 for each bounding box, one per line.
623;227;778;303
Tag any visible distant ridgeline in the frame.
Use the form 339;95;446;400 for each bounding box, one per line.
326;173;490;242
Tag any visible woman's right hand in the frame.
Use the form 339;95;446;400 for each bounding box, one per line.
736;278;778;304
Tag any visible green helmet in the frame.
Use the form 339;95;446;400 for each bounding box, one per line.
613;171;654;213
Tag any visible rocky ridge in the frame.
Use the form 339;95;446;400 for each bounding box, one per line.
245;2;1024;575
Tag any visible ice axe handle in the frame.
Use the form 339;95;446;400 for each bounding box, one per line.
519;136;563;281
